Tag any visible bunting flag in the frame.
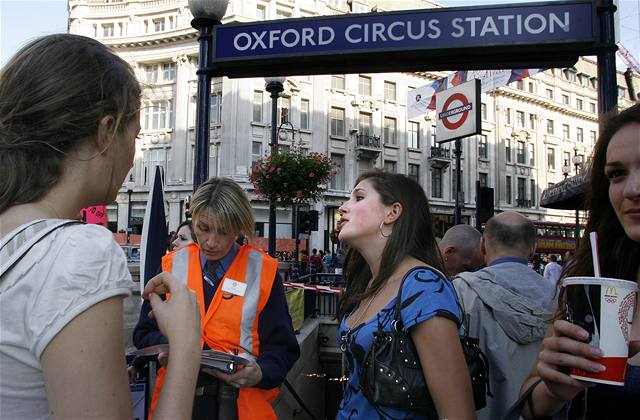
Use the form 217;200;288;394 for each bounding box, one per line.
408;67;544;119
140;166;168;293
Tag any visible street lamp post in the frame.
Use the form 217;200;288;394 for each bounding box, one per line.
126;179;135;244
572;151;584;245
264;77;285;257
188;0;229;192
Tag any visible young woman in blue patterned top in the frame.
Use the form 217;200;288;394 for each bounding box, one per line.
336;171;476;419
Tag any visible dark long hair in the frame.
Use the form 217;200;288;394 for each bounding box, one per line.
555;103;640;318
337;171;445;319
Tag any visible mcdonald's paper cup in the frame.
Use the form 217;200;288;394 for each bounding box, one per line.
563;277;638;386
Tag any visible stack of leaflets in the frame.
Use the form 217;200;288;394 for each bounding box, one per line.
132;345;251;374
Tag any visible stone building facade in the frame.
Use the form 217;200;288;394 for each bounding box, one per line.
69;0;640;251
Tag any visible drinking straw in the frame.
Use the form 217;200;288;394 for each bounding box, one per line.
590;231;601;277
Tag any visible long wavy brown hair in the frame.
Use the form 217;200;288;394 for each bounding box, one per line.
555;103;640;319
337;170;445;320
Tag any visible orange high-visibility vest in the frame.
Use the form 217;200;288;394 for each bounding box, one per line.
148;243;279;420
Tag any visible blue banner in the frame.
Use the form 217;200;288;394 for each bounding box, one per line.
215;1;595;61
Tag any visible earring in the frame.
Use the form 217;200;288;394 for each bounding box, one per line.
379;221;391;238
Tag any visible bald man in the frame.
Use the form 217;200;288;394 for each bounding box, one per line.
438;224;484;277
453;211;556;420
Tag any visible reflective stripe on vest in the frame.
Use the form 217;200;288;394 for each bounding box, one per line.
240;248;263;354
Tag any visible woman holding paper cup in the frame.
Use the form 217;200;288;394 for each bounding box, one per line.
519;103;640;419
0;34;201;419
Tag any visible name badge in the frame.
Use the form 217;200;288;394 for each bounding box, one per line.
221;278;247;297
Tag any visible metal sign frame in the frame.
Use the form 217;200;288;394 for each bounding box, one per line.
436;79;482;143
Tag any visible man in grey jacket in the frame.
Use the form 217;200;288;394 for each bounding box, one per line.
453;211;556;420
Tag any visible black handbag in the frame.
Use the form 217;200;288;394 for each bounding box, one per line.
360;267;491;415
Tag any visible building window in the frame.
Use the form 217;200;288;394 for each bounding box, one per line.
162;63;176;82
528;143;535;166
506;108;512;125
562;124;570;139
209;94;221;125
452;170;464;200
408;121;419;149
577;127;584;143
102;23;114;37
145;64;158;83
383;117;397;145
479;172;488;188
331;74;345;90
279;96;290;124
251;141;262;165
145;100;173;130
590;102;597;113
547;147;556;170
256;4;266;19
430;125;437;147
408;163;419;184
478;134;488;159
590;130;597;144
253;91;263;122
517;177;526;201
384;160;397;173
505;138;512;162
516;111;525;127
431;167;443;198
529;114;536;130
300;99;309;130
563;152;571;169
516;80;524;90
481;103;487;120
276;9;291;19
618;86;627;99
547;119;555;134
517;141;526;164
359;112;372;135
384;81;396;101
330;154;345;190
506;176;512;204
562;94;570;105
143;148;168;185
358;75;371;96
330;107;345;137
153;18;164;32
576;98;583;110
528;81;535;93
531;179;536;207
546;88;554;99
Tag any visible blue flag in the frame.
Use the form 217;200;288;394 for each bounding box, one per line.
140;166;168;293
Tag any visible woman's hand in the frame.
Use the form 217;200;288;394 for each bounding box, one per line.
143;272;201;352
202;361;263;388
536;320;603;401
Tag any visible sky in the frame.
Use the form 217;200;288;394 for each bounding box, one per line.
1;0;639;69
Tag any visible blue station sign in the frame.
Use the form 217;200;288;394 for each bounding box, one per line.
211;1;598;77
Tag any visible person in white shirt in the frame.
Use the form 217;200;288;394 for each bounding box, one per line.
543;254;563;286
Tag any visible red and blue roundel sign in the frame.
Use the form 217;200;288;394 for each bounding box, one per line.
435;79;481;143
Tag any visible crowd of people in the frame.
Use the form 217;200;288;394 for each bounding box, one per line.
1;32;640;420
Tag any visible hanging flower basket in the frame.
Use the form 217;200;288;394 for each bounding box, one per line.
250;147;339;205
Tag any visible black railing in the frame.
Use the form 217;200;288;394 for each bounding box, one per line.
430;146;451;159
356;134;381;148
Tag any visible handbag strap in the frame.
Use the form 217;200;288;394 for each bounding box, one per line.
0;219;81;278
393;265;448;331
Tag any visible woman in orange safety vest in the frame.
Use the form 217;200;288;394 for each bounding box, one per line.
134;177;300;420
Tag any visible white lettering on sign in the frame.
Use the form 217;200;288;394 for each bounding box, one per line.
231;12;570;53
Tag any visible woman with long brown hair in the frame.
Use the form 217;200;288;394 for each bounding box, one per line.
337;171;475;419
519;103;640;419
0;34;201;419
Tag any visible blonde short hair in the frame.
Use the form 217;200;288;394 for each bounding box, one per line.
190;177;255;238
